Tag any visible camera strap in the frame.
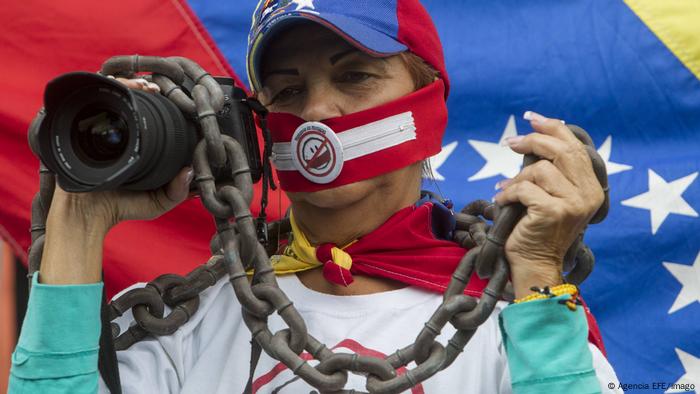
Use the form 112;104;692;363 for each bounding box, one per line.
243;337;263;394
98;283;122;394
248;98;277;246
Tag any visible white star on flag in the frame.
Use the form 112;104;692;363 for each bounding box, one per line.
665;348;700;393
597;135;632;175
426;141;458;181
621;169;698;234
293;0;315;11
467;115;523;182
663;251;700;314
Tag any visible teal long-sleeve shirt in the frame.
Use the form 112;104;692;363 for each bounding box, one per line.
10;275;102;393
9;273;609;393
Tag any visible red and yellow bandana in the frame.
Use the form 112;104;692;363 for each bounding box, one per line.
270;200;489;296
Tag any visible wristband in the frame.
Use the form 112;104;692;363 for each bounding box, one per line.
513;284;582;311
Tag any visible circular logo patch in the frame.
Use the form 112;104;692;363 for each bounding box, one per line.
291;121;344;184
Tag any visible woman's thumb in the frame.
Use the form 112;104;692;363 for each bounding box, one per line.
164;167;193;205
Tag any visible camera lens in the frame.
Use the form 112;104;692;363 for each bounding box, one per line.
71;107;129;166
36;72;198;192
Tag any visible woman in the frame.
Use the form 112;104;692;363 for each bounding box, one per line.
10;0;619;392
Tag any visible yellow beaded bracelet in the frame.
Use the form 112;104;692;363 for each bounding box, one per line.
513;284;579;307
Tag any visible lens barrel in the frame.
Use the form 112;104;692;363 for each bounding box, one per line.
35;72;197;192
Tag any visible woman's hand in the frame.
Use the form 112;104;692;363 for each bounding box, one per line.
49;166;192;230
40;77;192;284
494;111;604;299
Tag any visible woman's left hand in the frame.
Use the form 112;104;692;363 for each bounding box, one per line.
494;111;604;299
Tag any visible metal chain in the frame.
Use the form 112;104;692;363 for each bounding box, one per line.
26;55;610;393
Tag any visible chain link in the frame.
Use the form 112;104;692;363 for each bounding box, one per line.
26;55;610;393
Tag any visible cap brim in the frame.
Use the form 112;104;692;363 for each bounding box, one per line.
248;11;408;91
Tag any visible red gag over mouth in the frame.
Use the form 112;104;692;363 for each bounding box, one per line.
267;80;448;192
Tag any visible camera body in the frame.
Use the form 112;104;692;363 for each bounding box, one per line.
32;72;261;192
214;76;263;185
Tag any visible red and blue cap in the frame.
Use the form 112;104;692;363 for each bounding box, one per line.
246;0;450;96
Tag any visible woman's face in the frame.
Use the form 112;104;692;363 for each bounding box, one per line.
259;23;420;209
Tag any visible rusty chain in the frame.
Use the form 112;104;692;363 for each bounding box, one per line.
26;55;609;393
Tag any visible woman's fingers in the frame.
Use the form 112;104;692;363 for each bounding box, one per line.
499;160;577;199
494;179;555;208
115;77;161;93
506;131;593;189
497;111;605;244
165;166;194;204
118;167;193;221
524;111;579;144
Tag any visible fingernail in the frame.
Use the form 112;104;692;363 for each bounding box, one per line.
186;169;194;184
148;82;161;92
503;136;524;147
496;179;513;190
523;111;548;124
135;78;149;86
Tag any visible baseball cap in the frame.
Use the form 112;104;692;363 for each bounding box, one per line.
246;0;450;96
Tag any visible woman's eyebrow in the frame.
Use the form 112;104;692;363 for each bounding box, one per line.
330;49;390;74
261;68;299;85
264;68;299;78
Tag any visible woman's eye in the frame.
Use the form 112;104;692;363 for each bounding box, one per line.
338;71;371;83
271;86;303;104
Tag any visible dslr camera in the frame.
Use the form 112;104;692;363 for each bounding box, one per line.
30;72;262;192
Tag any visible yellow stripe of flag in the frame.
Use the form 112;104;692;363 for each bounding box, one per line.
625;0;700;81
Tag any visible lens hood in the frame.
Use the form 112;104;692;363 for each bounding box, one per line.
36;72;196;192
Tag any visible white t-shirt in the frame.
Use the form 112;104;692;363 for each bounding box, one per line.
102;274;620;394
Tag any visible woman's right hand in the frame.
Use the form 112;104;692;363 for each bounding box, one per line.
39;77;193;285
50;165;193;229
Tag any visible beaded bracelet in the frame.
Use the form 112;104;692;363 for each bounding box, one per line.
513;284;582;311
